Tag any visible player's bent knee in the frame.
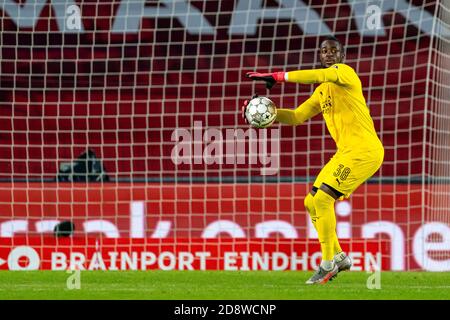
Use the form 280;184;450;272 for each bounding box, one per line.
304;193;315;215
313;189;335;214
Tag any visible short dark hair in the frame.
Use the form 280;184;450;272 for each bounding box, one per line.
324;35;340;43
321;35;344;50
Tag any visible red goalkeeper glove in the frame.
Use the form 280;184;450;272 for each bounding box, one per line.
245;71;286;89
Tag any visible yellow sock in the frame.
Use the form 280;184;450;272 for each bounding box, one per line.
313;190;337;261
333;232;342;256
305;192;342;257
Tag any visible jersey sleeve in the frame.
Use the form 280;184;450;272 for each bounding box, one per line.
286;64;360;87
276;89;321;125
330;64;361;87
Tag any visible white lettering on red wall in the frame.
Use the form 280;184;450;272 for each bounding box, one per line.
0;183;449;271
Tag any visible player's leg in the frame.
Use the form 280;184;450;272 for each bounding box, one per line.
305;185;343;258
314;150;383;279
306;155;355;284
309;160;349;263
316;185;351;273
305;187;343;257
331;151;384;272
305;184;341;284
321;183;352;272
305;162;343;283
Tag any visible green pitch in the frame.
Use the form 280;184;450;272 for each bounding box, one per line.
0;271;449;300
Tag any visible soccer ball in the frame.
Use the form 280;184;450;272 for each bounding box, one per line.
244;96;277;129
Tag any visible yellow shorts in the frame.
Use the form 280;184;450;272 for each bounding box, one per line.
313;148;384;199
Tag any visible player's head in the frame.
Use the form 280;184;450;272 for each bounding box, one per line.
319;36;345;68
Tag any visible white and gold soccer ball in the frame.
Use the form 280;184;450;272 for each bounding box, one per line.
244;96;277;129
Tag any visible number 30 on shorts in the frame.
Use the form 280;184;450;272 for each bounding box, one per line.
333;164;351;181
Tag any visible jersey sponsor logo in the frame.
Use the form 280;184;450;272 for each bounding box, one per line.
320;95;333;114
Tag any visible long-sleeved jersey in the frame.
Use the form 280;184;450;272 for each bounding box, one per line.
276;63;383;153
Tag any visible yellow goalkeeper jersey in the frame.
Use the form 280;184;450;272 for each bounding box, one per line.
284;63;383;153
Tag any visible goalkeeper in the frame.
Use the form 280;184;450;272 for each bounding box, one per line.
244;36;384;285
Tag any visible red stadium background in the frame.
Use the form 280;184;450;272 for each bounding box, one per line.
0;1;448;271
0;182;430;271
0;0;434;180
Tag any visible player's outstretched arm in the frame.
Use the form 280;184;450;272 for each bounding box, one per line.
285;68;339;84
246;64;356;87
